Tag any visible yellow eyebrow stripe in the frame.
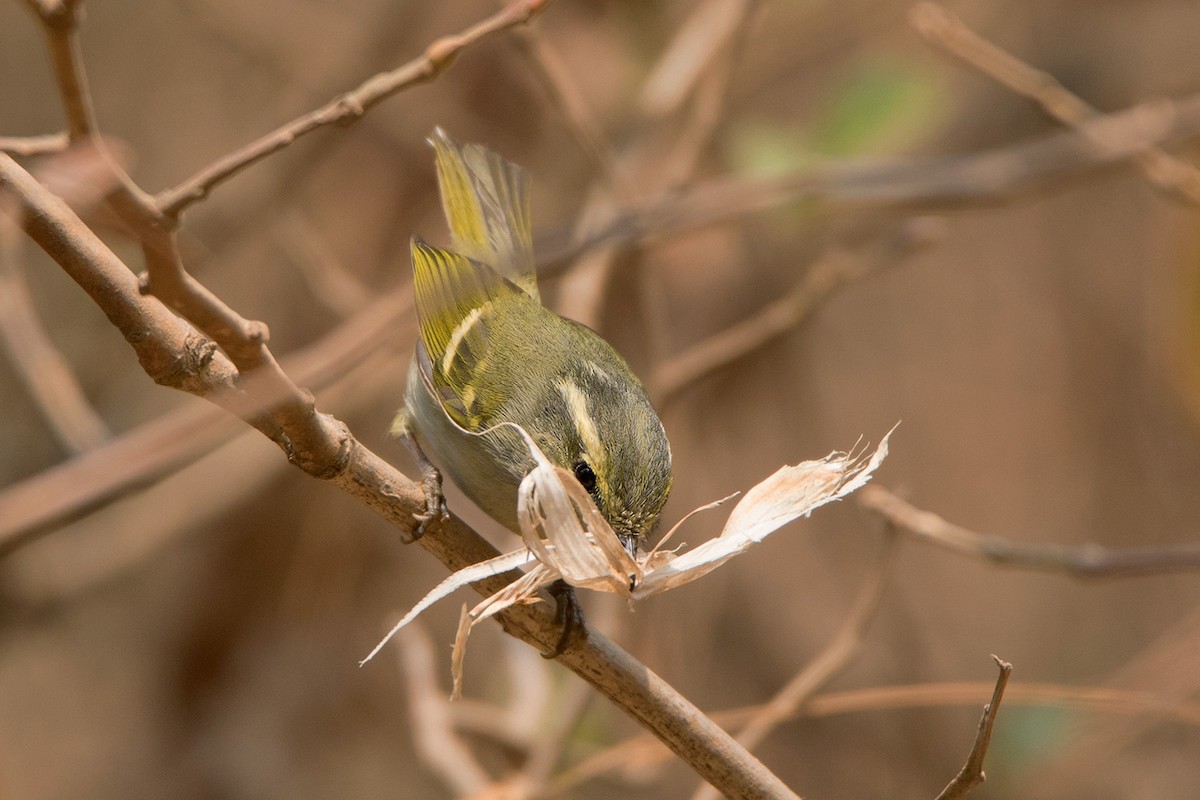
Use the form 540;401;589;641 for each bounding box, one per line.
557;378;606;470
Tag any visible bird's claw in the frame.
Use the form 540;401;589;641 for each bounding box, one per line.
406;465;448;543
542;580;587;658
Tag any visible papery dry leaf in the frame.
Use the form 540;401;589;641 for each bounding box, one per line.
449;563;558;696
633;428;893;597
360;548;537;666
517;443;639;594
364;426;895;691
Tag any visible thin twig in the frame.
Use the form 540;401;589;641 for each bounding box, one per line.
934;656;1012;800
24;0;324;462
0;149;796;800
24;0;96;138
0;134;71;157
910;2;1200;204
860;484;1200;578
690;531;899;800
537;90;1200;274
155;0;554;217
396;625;493;796
0;284;412;553
23;0;549;466
509;27;628;197
637;0;755;120
550;678;1196;796
653;218;944;406
0;213;110;453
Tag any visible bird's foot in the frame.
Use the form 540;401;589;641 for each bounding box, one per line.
542;580;587;658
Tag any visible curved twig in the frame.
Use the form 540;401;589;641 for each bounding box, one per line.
154;0;554;217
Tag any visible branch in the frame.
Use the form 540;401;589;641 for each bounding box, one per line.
0;213;110;453
23;0;96;138
552;679;1200;794
910;2;1200;204
0;151;796;800
0;283;410;552
860;484;1200;578
508;27;628;196
538;90;1200;274
652;219;943;405
0;134;71;157
23;0;317;453
154;0;554;217
396;625;493;796
690;531;898;800
934;656;1012;800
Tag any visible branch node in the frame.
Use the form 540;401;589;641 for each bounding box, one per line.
335;96;365;120
245;320;269;344
426;36;464;68
148;333;218;389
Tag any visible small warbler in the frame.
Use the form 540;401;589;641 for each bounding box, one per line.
393;129;673;563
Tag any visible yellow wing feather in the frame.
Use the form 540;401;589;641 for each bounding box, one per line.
431;128;538;300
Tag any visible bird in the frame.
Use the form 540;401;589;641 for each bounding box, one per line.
392;129;673;652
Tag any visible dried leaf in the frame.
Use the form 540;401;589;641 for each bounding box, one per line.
449;563;558;693
516;435;639;593
633;427;892;597
360;548;537;666
451;604;471;701
367;425;895;693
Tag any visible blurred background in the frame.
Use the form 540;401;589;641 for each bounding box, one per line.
3;0;1200;797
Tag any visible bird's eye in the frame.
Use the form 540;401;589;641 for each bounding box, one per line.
573;461;597;493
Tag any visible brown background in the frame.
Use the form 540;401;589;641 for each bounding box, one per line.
2;1;1200;798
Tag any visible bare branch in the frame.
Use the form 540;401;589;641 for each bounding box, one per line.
690;531;898;800
910;2;1200;204
538;91;1200;274
0;284;411;552
396;626;493;796
934;656;1012;800
553;677;1197;795
23;0;95;138
0;155;231;393
155;0;554;217
653;218;943;405
0;214;109;453
0;134;71;157
22;0;299;434
860;484;1200;578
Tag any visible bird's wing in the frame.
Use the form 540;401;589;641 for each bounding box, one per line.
431;127;538;301
410;236;527;428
